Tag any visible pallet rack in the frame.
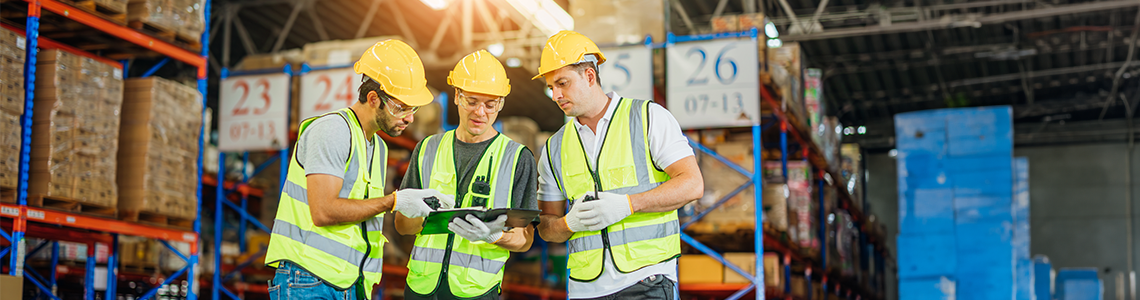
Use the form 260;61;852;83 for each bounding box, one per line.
0;0;210;298
659;29;889;300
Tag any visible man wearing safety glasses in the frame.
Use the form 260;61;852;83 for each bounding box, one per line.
265;39;454;300
396;50;539;300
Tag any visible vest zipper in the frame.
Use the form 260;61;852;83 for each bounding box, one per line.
577;98;621;278
434;133;497;295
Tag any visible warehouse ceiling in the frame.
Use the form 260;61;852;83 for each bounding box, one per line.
670;0;1140;148
207;0;570;132
212;0;1140;148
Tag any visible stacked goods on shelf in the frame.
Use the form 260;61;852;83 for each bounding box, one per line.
117;77;202;222
764;160;815;249
828;210;858;278
687;130;757;234
1055;269;1102;300
805;68;824;131
722;252;782;288
29;49;123;209
92;0;129;14
119;236;160;271
678;254;724;284
569;0;665;46
0;27;25;189
895;106;1019;299
710;14;767;34
815;116;841;165
839;144;863;208
126;0;206;42
1014;158;1034;300
767;42;805;126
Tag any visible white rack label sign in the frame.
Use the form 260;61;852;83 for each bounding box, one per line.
599;46;654;100
219;73;291;151
666;38;760;129
300;68;362;120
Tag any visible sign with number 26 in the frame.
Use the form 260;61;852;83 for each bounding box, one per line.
219;73;290;151
666;38;760;129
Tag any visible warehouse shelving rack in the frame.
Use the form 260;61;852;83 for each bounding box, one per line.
663;29;888;300
0;0;210;298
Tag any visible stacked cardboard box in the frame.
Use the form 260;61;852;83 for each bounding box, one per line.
93;0;129;13
569;0;664;46
839;144;863;208
118;77;202;220
768;42;805;127
0;27;26;188
127;0;206;41
764;160;815;248
895;106;1021;300
29;49;123;207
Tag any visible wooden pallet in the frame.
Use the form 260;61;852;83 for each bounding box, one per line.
59;0;127;25
26;194;117;218
120;210;194;230
127;21;201;52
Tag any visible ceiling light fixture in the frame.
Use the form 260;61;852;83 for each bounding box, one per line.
505;57;522;68
487;43;505;57
419;0;449;10
504;0;573;36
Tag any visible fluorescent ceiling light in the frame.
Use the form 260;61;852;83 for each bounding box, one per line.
505;0;573;36
487;43;505;57
767;38;783;48
420;0;449;10
764;22;779;38
505;57;522;68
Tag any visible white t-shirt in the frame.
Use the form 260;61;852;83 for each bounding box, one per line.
537;92;695;299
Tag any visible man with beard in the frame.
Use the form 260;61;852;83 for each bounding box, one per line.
533;31;704;300
396;50;538;300
265;39;453;300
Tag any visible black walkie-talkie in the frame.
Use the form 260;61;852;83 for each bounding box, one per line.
424;196;442;210
469;155;493;208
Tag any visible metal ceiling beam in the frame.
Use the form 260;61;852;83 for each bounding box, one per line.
272;0;305;53
462;0;473;49
671;0;697;34
355;0;384;39
232;13;259;55
222;7;233;67
428;5;460;55
783;0;1140;42
307;0;329;41
386;0;418;47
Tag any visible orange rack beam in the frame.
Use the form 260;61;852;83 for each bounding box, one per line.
0;203;198;249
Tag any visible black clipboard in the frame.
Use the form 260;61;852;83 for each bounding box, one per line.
420;208;541;235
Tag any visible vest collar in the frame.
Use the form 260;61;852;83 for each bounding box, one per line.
571;91;622;132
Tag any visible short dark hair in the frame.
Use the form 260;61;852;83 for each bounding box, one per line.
358;75;389;108
570;62;601;86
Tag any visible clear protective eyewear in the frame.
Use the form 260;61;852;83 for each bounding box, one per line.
383;95;419;118
456;91;505;113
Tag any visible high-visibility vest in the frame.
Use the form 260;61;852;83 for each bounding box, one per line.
544;98;680;282
405;131;526;297
264;108;388;298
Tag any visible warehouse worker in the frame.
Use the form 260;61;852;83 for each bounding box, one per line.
533;31;704;299
395;50;539;300
265;39;454;300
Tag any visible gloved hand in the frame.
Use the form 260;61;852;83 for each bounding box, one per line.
563;195;591;232
449;215;507;243
574;192;633;231
393;189;454;218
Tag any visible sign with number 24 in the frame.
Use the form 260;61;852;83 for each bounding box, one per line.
666;38;760;129
300;67;362;120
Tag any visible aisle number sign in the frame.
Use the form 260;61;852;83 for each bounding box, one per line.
598;46;653;100
666;38;760;129
300;67;362;120
219;73;291;151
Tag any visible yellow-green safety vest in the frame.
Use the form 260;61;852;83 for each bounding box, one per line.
544;98;680;282
405;131;526;297
265;108;388;298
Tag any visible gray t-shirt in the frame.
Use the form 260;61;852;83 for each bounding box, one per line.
298;114;375;198
400;134;538;210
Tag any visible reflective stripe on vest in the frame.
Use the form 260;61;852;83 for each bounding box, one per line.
406;131;525;297
264;108;388;299
545;98;680;282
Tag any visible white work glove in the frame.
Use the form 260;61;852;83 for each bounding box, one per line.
563;197;591;232
393;189;454;218
574;192;633;231
449;215;507;243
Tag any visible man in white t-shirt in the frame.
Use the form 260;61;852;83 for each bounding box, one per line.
532;30;704;299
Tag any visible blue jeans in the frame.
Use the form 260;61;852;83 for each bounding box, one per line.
269;261;359;300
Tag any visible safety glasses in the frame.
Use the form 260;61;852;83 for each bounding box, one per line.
456;91;505;113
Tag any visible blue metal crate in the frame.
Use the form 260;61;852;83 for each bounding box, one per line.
898;234;958;279
954;195;1014;223
956;270;1015;300
899;188;956;234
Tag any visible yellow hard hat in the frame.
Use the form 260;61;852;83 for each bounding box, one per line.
531;30;607;80
448;50;511;97
353;39;434;106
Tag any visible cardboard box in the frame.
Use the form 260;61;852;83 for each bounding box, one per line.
0;274;22;300
118;77;202;220
679;254;724;284
0;26;25;116
127;0;205;42
722;253;782;287
29;49;123;207
569;0;664;46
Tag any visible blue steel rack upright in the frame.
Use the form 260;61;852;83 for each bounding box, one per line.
0;0;211;299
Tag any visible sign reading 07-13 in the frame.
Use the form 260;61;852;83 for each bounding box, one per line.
666;37;760;129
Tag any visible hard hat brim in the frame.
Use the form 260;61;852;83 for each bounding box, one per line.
390;85;435;107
